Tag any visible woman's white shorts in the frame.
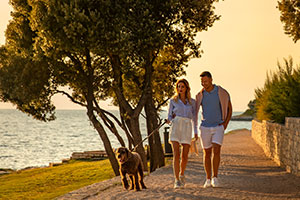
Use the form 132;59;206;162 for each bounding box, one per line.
169;116;192;145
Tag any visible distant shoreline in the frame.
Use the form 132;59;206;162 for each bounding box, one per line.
231;115;253;121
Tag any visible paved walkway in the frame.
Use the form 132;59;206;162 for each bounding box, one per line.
57;129;300;200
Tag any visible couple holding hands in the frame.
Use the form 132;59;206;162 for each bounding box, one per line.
166;71;232;189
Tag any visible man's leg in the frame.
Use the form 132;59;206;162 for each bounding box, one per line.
203;147;212;180
211;125;224;187
199;126;213;187
212;143;221;178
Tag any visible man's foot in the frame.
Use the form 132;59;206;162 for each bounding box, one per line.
203;179;211;188
212;177;220;187
179;175;185;187
174;180;182;189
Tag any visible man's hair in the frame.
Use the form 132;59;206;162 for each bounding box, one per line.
200;71;212;78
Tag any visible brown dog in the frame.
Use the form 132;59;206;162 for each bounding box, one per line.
115;147;147;191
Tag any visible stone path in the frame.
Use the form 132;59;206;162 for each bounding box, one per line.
57;129;300;200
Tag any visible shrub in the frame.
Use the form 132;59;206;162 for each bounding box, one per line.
255;57;300;124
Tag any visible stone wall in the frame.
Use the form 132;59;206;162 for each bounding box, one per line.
252;118;300;175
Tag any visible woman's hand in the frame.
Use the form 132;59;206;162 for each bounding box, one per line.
194;133;198;141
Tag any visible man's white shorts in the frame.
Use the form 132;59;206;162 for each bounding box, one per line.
169;116;192;145
200;125;225;149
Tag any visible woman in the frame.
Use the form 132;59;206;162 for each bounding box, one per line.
167;78;198;189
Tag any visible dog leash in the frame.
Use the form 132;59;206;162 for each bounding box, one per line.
131;120;167;152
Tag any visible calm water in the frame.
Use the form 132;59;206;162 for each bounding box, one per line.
0;109;251;170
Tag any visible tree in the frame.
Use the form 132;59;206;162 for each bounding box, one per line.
110;46;188;171
278;0;300;42
0;0;220;174
0;0;125;175
241;99;256;117
254;57;300;123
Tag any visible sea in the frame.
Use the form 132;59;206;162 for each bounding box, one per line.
0;109;252;170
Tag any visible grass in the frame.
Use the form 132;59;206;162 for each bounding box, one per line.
0;157;172;200
0;159;114;200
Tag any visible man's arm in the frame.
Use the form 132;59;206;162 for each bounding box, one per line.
222;100;232;130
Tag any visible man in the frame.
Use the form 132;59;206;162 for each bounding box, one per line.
195;71;232;188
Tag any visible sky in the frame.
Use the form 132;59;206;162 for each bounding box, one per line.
0;0;300;111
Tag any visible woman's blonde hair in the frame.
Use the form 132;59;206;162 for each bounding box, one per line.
173;78;192;104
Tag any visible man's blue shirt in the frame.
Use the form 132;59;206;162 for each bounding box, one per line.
201;85;223;127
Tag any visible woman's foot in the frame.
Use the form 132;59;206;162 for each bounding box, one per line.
203;179;211;188
179;175;185;187
174;179;182;189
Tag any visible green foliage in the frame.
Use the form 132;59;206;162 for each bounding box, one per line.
0;0;55;121
278;0;300;42
0;160;114;200
112;46;187;108
255;57;300;123
0;0;219;120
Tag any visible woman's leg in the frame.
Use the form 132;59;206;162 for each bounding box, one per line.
180;144;190;176
171;141;180;180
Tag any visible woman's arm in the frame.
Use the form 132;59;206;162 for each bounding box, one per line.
166;99;174;124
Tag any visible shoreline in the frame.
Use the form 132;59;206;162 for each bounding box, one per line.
1;126;252;172
1;110;248;171
0;151;108;174
231;114;253;121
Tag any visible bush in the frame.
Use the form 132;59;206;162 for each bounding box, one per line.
255;57;300;124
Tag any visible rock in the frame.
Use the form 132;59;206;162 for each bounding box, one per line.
0;168;14;175
49;162;63;167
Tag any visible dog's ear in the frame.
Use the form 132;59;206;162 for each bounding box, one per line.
125;147;129;156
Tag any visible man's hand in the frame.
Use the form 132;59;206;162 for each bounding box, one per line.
221;100;232;130
219;122;228;130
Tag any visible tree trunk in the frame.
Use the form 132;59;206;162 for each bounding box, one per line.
119;106;134;150
124;114;148;171
109;54;149;171
144;97;165;172
87;108;120;176
85;49;119;176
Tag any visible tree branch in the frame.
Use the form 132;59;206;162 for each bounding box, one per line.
93;99;127;147
56;90;87;108
156;97;170;111
109;54;134;115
